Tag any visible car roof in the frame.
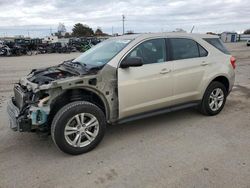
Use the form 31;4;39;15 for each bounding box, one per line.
112;32;219;40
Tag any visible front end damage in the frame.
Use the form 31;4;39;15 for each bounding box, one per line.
7;81;51;132
7;97;49;132
7;63;118;133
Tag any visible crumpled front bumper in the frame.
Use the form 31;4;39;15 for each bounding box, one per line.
7;98;32;132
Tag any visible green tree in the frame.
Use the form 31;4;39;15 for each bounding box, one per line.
54;32;62;38
72;23;94;37
64;32;71;38
243;29;250;34
95;27;103;36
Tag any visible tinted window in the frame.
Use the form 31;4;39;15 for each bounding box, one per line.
203;38;230;55
198;44;208;57
170;38;199;60
126;39;166;64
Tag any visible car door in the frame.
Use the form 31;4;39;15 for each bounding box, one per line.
169;38;208;104
118;38;173;119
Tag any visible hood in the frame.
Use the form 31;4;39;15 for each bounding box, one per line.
27;66;77;85
27;61;102;85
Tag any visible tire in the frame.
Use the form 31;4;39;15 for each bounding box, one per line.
198;81;227;116
51;101;106;155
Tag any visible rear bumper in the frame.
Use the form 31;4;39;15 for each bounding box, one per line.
7;98;32;132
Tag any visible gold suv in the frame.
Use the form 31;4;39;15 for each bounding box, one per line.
7;33;236;155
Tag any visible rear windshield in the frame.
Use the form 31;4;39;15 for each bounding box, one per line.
203;38;230;55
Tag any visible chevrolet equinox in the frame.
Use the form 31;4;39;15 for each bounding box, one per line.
7;33;236;155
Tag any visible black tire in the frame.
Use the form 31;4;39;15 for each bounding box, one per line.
51;101;106;155
198;81;227;116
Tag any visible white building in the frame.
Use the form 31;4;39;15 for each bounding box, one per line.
58;38;70;46
221;32;237;42
42;36;58;43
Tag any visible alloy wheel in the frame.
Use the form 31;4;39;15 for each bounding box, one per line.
64;113;99;147
209;88;224;111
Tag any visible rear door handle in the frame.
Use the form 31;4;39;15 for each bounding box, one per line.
160;68;171;74
201;61;209;66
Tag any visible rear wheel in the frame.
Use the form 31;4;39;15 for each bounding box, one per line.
199;81;227;116
51;101;106;155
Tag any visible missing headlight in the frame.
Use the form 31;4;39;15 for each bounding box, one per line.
38;96;50;107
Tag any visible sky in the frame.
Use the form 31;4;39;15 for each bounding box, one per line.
0;0;249;37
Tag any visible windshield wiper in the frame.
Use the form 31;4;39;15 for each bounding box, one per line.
61;60;91;75
60;60;82;75
72;61;87;68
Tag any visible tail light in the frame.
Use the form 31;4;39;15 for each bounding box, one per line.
230;56;236;69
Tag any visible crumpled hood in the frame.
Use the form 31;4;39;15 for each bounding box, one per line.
27;65;77;85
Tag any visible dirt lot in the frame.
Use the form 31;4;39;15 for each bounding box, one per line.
0;43;250;188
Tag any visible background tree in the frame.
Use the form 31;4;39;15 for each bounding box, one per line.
64;32;71;38
72;23;94;37
54;32;62;38
53;23;67;38
58;23;66;35
243;29;250;34
95;27;103;36
126;30;134;35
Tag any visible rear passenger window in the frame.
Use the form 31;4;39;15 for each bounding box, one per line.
198;44;208;57
169;38;199;60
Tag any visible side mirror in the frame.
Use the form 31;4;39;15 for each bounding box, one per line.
120;57;143;68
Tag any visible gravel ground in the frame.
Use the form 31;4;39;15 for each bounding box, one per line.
0;43;250;188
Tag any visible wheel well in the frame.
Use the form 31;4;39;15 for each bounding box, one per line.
211;76;229;92
48;89;106;127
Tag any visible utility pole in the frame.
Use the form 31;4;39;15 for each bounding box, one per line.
122;15;125;35
190;25;195;33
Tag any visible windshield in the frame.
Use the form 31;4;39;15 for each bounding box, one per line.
73;39;131;67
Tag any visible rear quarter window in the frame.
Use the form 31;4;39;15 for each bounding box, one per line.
203;38;230;55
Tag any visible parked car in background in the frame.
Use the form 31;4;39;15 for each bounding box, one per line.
0;44;11;56
247;40;250;46
7;33;236;155
0;37;102;57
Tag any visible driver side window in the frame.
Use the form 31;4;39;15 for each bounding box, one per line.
126;38;167;65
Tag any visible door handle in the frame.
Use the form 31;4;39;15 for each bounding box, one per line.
160;68;171;74
201;61;209;66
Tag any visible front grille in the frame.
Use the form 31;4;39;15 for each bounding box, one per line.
14;84;27;109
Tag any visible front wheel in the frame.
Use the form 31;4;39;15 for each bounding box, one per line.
51;101;106;155
198;81;227;116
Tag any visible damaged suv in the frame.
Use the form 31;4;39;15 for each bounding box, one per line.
7;33;235;155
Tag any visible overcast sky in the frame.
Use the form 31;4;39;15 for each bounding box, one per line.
0;0;249;37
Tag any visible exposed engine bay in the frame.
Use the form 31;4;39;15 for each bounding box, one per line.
28;68;75;85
